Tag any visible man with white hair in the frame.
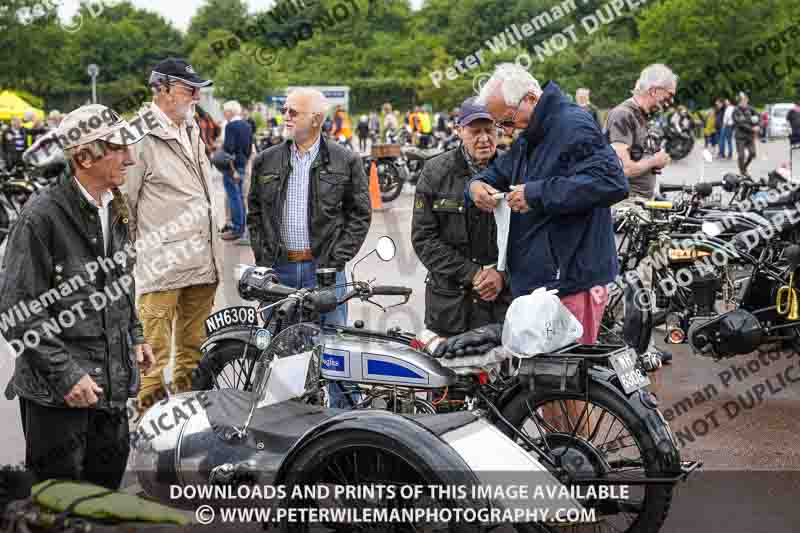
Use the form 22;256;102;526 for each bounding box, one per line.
248;88;371;407
575;88;599;125
467;63;628;345
125;58;222;407
605;63;677;365
606;64;676;201
221;100;253;240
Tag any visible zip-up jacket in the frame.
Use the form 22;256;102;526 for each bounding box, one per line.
248;137;371;270
1;177;144;408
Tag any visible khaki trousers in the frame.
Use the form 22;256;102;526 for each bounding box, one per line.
136;283;217;409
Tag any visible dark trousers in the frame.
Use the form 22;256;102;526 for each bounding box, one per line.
19;398;130;490
736;137;756;175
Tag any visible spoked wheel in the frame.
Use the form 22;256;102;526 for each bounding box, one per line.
598;284;625;345
379;161;404;203
191;341;261;391
501;386;675;533
281;431;549;533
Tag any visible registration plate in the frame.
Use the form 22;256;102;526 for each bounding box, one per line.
609;349;650;394
205;306;258;335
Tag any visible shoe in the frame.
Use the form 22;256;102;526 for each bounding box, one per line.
236;235;251;246
221;230;242;241
219;224;232;233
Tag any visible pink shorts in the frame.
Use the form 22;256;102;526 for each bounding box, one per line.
559;286;609;344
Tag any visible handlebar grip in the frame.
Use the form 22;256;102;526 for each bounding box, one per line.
371;286;413;297
659;183;685;193
694;182;713;196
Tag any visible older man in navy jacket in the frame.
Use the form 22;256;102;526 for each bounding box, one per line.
467;63;628;344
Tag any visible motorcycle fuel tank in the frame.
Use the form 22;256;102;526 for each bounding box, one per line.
319;332;458;388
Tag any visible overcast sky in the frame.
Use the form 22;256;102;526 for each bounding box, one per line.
57;0;424;32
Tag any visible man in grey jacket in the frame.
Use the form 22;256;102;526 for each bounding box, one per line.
0;104;154;488
125;58;222;408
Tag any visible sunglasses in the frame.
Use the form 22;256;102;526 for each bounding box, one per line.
281;106;313;119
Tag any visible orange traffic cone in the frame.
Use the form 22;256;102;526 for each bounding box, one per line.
368;159;383;210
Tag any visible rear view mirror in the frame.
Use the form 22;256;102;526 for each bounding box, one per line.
376;236;396;261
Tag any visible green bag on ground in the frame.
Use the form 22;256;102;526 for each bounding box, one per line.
32;480;190;525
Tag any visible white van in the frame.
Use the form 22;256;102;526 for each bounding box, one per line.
768;103;794;138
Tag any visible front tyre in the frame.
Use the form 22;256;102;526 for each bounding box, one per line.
191;340;261;391
499;384;676;533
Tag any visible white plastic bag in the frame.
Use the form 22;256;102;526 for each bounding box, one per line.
502;287;583;357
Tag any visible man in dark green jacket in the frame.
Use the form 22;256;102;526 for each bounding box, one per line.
0;104;154;489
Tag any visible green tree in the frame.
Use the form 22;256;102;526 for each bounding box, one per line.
214;51;288;105
184;0;249;54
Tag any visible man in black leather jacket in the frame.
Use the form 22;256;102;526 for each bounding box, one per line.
0;104;154;489
412;98;511;336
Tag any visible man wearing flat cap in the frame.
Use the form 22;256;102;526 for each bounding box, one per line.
125;58;222;409
412;97;511;338
0;104;154;488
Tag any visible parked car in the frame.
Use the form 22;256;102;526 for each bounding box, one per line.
768;103;794;138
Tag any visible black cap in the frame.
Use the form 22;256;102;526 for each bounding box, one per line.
149;57;212;88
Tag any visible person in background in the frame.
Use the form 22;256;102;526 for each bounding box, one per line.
47;110;62;130
322;114;333;137
242;107;257;137
412;97;511;338
332;105;353;148
383;103;398;139
788;99;800;146
368;111;380;142
248;88;371;407
28;119;48;144
195;105;221;157
2;117;28;169
720;98;735;159
732;92;759;177
760;109;769;143
704;106;717;148
357;114;370;153
605;64;678;365
417;105;433;148
221;100;253;240
126;58;222;405
575;88;599;125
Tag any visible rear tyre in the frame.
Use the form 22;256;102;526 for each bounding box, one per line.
499;384;675;533
379;161;404;203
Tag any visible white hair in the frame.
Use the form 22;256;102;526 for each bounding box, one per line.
287;88;329;115
477;63;543;107
633;64;678;95
223;100;242;114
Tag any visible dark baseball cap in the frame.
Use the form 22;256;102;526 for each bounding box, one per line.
149;57;212;88
458;97;493;126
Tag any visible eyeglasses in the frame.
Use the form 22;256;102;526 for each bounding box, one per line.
495;95;527;130
281;106;313;119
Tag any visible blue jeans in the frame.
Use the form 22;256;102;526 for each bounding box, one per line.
268;261;354;408
719;127;733;158
223;165;246;234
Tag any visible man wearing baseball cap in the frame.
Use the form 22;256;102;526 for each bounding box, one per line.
0;103;154;488
125;58;222;408
411;97;511;338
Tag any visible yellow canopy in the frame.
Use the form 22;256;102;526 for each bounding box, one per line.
0;90;45;121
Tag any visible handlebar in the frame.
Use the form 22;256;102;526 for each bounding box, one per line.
371;285;413;297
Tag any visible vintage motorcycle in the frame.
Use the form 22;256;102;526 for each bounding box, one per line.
186;237;698;532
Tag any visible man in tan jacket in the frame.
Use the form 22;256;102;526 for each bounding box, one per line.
125;58;222;407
